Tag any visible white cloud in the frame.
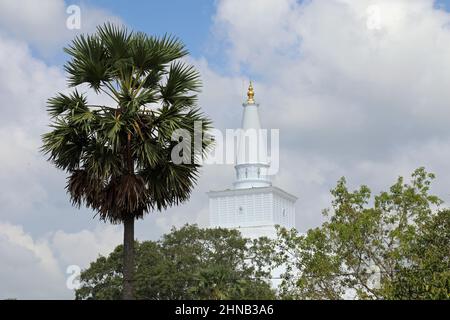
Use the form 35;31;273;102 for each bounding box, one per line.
0;222;67;299
51;224;122;268
0;221;121;299
0;0;123;55
211;0;450;133
0;33;66;220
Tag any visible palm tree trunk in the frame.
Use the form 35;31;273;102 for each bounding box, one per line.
123;216;135;300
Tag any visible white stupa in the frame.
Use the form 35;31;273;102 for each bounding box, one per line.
208;82;297;239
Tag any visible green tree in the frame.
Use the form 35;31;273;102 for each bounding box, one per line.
387;209;450;299
274;168;449;299
41;24;212;299
75;225;276;300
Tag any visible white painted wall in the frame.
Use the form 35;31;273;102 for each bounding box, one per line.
209;188;296;239
209;192;273;228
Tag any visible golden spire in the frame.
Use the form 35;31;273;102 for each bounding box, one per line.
247;81;255;104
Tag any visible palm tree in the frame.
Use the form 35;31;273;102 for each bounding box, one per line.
41;23;212;299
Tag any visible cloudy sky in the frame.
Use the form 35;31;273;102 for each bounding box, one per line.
1;0;450;299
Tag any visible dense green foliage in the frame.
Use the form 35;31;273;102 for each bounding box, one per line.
75;225;276;300
274;168;449;300
387;209;450;299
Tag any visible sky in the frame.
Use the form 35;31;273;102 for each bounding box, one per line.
1;0;450;299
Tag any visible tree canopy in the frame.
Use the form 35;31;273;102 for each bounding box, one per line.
75;225;276;300
41;23;212;224
273;167;449;300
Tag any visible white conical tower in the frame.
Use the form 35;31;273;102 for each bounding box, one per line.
234;82;271;189
208;81;297;240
